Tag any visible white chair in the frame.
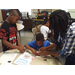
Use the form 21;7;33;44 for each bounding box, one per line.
32;24;42;41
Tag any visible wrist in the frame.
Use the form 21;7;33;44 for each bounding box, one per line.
45;47;48;50
15;45;19;50
18;43;21;46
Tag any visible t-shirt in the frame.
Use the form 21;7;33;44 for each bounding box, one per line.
27;40;50;50
40;25;51;40
0;21;18;51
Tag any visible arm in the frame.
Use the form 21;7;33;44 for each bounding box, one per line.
17;35;21;45
2;39;18;49
39;43;57;51
24;44;36;55
58;33;75;58
38;50;60;57
2;39;25;53
17;35;24;48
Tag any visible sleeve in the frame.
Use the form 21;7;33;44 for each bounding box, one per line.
27;41;36;48
58;33;75;58
0;25;8;40
46;28;51;33
44;40;50;47
47;41;50;46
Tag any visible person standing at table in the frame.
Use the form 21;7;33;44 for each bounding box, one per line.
39;10;75;65
0;9;25;52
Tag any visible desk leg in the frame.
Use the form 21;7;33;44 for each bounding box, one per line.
18;31;21;37
18;31;21;43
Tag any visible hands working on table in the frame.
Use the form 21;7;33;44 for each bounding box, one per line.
38;47;51;56
17;45;25;53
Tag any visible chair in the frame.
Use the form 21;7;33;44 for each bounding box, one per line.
31;24;42;41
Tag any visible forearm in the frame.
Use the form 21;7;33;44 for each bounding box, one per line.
46;43;57;50
2;39;18;49
48;51;60;57
24;44;36;52
17;35;21;45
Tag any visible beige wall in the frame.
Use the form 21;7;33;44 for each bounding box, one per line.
0;9;3;22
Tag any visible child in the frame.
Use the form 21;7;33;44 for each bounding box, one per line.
39;10;75;65
0;9;25;53
40;17;51;40
24;33;50;55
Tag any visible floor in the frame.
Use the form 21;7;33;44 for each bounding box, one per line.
18;30;33;46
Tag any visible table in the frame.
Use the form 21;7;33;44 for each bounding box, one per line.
33;19;44;21
0;49;61;65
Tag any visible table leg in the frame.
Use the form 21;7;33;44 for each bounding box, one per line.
18;31;21;43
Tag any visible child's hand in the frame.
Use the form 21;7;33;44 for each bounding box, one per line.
39;47;47;52
38;50;49;56
32;50;37;55
17;46;25;53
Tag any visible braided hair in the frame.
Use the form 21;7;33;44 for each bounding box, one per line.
49;10;71;40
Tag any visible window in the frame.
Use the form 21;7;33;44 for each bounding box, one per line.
19;9;31;15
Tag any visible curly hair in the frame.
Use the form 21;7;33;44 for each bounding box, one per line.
49;10;71;40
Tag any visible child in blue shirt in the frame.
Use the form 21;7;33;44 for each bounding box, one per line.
24;33;50;55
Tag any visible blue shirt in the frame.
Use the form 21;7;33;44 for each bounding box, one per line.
27;40;50;50
55;22;75;63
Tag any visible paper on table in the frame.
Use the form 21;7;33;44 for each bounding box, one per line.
0;51;17;64
1;63;14;65
14;52;34;65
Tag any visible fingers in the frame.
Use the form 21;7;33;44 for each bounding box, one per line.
20;49;25;53
38;51;49;56
39;48;43;52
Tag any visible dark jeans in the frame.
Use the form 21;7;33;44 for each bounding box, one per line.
65;55;75;65
65;62;75;65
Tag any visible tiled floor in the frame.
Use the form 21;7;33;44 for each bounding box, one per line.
17;30;33;46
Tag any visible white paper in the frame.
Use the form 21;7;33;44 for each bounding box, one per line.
14;52;34;65
1;63;13;65
0;51;17;64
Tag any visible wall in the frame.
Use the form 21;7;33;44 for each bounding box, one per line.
0;9;3;22
31;9;52;14
68;9;75;18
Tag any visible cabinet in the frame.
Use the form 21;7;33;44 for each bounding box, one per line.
21;19;32;30
1;10;10;21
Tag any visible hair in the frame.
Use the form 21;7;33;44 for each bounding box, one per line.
9;9;22;17
44;16;49;24
36;33;44;41
49;10;72;40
